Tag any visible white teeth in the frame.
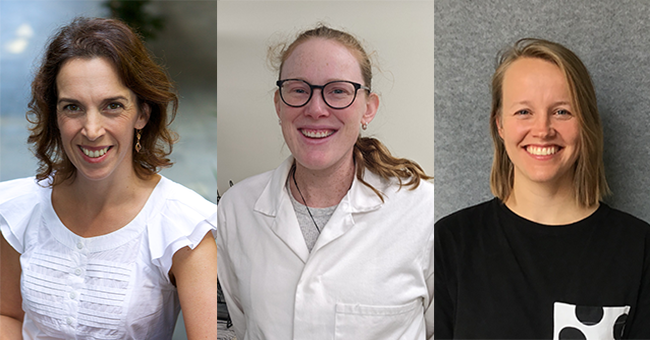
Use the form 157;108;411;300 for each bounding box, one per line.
81;146;109;158
301;129;334;138
527;145;558;156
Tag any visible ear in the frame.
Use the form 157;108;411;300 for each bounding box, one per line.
274;90;282;119
496;113;504;139
361;92;379;125
135;102;150;130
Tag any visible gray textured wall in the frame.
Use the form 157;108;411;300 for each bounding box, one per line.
435;0;650;222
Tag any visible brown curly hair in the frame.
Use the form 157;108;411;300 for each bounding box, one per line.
27;17;178;185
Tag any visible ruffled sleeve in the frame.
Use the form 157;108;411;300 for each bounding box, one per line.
0;177;44;254
147;178;218;280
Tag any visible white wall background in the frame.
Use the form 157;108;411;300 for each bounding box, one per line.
217;1;434;195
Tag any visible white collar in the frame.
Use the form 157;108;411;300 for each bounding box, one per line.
254;156;385;218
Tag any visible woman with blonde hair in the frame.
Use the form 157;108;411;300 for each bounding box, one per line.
216;25;434;339
435;38;650;338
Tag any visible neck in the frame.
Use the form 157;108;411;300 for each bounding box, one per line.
290;155;355;208
57;168;152;211
505;173;598;225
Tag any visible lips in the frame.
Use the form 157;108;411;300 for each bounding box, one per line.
300;128;335;139
525;145;559;156
79;146;111;158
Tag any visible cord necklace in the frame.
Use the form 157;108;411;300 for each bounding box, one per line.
292;167;321;233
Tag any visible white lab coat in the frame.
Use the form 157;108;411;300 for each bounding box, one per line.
216;157;434;340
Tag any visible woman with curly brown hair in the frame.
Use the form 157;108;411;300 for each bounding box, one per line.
216;25;434;339
0;17;218;339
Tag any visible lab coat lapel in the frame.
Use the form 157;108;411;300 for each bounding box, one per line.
254;157;310;263
310;168;384;254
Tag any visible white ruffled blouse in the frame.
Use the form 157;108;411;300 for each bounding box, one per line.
0;176;217;339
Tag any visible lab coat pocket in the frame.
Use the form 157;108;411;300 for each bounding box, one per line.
334;299;423;340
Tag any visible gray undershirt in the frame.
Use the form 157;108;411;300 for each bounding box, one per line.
287;179;338;252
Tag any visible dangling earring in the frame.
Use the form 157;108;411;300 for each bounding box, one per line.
135;129;142;153
278;119;282;125
361;122;368;130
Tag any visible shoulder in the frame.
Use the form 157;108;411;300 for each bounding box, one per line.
435;198;499;234
147;177;217;239
219;169;275;207
155;176;217;217
0;176;48;217
0;177;49;253
384;177;434;210
364;169;434;199
146;177;217;276
0;177;43;203
599;203;650;233
404;178;434;196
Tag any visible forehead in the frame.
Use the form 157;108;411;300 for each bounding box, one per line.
281;38;363;82
502;57;568;91
56;57;131;98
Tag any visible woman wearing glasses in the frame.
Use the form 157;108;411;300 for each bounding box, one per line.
216;25;434;339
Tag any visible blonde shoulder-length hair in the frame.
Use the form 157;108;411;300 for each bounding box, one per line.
489;38;609;207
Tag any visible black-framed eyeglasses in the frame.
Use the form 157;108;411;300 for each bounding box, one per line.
276;79;370;109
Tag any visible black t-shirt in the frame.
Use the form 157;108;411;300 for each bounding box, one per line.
435;198;650;339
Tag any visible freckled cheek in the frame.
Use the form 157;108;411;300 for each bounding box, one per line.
280;107;301;123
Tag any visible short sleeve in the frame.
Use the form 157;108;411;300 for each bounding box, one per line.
147;180;218;280
0;177;44;254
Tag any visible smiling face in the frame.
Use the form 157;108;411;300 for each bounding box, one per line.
56;57;148;182
498;57;580;190
275;38;378;172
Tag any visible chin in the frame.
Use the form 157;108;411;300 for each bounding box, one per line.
294;155;334;171
297;160;330;171
76;168;115;182
529;172;572;185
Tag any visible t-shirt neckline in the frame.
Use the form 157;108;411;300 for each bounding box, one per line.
494;197;609;236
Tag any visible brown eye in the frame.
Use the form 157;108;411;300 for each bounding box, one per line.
63;104;80;111
107;103;123;110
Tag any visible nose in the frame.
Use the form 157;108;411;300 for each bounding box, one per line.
81;110;105;141
304;89;330;119
531;113;555;138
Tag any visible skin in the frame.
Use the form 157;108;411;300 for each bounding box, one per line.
0;57;218;338
0;233;23;339
171;233;219;339
274;38;379;208
54;57;154;236
497;57;597;224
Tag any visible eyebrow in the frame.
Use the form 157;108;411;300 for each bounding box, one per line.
508;100;572;108
57;97;81;106
57;96;130;106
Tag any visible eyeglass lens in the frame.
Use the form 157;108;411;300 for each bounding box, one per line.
280;80;358;108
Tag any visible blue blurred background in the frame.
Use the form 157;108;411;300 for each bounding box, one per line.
0;1;218;338
0;0;218;201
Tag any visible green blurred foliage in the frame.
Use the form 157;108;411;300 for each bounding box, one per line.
103;0;164;41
